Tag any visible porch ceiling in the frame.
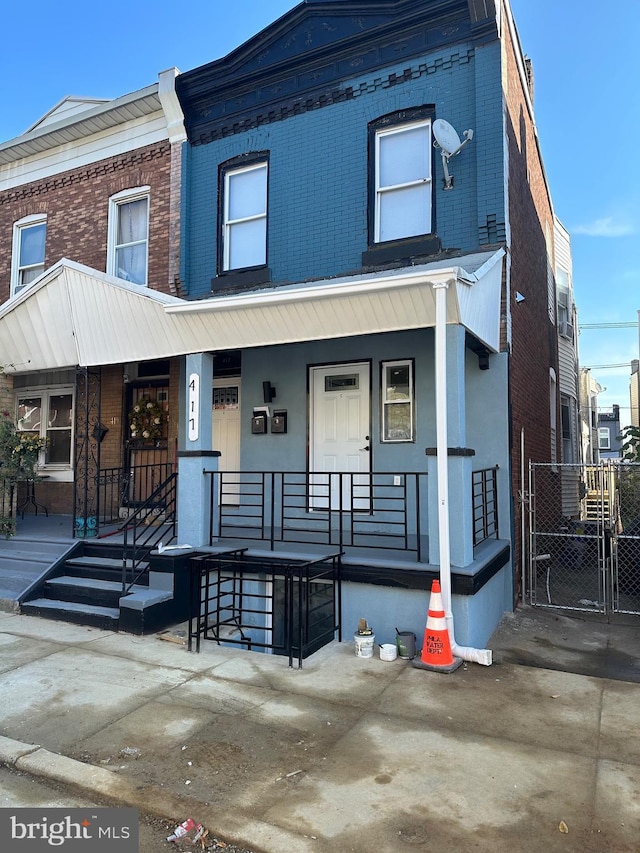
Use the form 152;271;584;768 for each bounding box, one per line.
0;249;504;374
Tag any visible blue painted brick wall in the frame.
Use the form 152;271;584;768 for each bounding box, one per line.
183;40;504;298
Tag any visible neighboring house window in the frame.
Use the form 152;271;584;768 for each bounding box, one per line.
107;188;150;285
546;222;555;324
381;360;414;442
549;368;557;468
374;118;432;243
222;161;268;271
11;215;47;296
561;395;575;463
556;264;573;340
16;389;74;469
598;427;610;451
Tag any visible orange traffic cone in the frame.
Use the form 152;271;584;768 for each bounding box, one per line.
412;579;462;673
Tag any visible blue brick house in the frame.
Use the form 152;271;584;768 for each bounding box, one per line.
161;0;559;657
0;0;559;653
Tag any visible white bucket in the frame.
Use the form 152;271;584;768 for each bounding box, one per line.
379;643;397;661
354;632;375;658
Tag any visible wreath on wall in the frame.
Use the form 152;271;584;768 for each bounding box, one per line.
128;397;166;441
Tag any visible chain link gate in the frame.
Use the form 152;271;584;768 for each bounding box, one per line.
527;462;640;617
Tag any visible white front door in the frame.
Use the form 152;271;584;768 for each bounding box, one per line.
212;380;241;503
310;363;371;510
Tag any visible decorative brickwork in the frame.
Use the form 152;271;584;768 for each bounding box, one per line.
0;142;172;303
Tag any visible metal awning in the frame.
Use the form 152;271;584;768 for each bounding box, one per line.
0;250;504;374
165;248;505;352
0;259;186;372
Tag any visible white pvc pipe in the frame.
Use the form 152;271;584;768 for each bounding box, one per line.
433;281;492;666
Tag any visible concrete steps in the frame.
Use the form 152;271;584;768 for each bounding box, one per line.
19;543;176;634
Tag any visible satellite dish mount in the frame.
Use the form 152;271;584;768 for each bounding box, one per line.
433;119;474;190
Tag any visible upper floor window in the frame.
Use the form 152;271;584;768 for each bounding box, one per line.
598;427;610;451
11;215;47;297
107;188;149;285
374;117;432;243
221;161;268;271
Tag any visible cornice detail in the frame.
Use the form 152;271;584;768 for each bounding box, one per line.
177;0;497;144
190;48;474;146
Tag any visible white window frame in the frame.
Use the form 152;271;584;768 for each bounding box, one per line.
15;387;74;478
374;119;432;244
381;359;415;443
598;427;611;451
550;368;557;470
11;214;47;297
107;187;150;285
222;161;268;271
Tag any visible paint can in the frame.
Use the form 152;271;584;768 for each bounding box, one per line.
354;632;375;658
396;630;417;660
379;643;398;661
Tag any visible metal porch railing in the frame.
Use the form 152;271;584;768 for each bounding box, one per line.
98;462;174;525
188;549;343;668
121;472;178;594
204;471;428;560
472;466;499;547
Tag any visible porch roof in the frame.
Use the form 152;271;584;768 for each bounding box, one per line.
0;249;504;373
165;247;505;352
0;259;186;372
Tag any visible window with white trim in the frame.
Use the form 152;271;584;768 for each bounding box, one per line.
375;119;432;243
222;161;268;271
598;427;610;451
549;368;557;468
16;389;74;470
381;360;414;442
11;215;47;296
107;188;150;285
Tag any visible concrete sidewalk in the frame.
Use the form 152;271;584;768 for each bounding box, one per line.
0;609;639;853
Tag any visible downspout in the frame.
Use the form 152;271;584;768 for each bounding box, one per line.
433;280;492;666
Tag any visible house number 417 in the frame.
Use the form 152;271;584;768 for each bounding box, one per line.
188;373;199;441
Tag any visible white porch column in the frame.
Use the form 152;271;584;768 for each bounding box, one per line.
177;352;217;546
426;321;475;568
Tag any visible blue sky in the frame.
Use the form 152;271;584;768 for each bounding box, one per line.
1;0;637;419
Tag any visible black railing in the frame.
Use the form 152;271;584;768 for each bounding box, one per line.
188;550;342;668
98;463;174;525
472;466;499;546
204;471;428;560
121;472;178;594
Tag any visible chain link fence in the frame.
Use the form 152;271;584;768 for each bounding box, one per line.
527;462;640;616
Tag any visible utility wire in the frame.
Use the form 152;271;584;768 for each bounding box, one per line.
580;322;637;329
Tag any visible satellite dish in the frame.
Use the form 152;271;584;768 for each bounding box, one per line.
432;118;474;189
433;119;462;156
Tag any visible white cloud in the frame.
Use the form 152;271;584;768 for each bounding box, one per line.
572;216;635;237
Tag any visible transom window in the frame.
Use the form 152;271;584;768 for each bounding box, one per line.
107;188;150;285
375;119;432;243
16;389;74;469
222;161;268;271
11;215;47;297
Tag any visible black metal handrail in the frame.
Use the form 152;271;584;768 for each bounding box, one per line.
472;466;499;546
188;550;342;667
98;462;174;525
203;470;427;560
121;472;178;594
